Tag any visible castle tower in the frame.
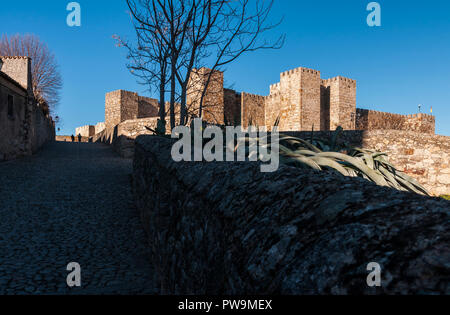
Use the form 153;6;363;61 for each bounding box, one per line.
265;67;321;131
105;90;139;128
325;76;357;130
187;68;225;125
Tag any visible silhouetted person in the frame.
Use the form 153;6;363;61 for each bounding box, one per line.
71;135;75;142
78;134;82;143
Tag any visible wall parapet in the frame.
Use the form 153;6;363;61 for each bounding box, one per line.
132;135;450;294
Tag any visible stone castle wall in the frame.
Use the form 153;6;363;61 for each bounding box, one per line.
132;135;449;294
286;130;450;196
241;92;265;128
224;88;241;126
75;125;95;137
105;90;159;129
356;109;435;134
187;68;225;125
0;57;55;162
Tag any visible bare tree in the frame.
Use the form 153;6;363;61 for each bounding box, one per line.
0;34;63;114
124;0;284;128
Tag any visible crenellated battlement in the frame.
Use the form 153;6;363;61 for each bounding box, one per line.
97;65;436;135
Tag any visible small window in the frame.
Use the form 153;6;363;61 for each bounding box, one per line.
7;95;14;118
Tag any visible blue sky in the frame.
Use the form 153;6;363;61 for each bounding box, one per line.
1;0;449;135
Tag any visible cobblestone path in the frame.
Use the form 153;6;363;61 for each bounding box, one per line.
0;142;157;294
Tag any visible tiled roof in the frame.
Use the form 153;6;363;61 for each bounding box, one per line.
0;56;31;59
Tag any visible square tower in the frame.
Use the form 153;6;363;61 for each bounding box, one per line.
266;67;321;131
105;90;139;128
187;68;224;125
327;77;356;130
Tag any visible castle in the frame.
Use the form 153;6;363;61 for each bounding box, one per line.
75;66;436;137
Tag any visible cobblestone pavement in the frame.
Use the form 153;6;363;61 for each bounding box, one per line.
0;142;157;295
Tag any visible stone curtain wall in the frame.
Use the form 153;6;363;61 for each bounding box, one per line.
223;89;241;126
132;136;449;295
241;93;265;128
361;130;449;196
356;109;435;134
286;130;450;196
75;125;95;137
138;96;159;119
94;117;159;158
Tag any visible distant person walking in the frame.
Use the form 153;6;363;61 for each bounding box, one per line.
71;135;75;142
78;134;82;143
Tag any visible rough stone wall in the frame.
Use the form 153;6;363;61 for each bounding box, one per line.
187;68;225;125
75;125;95;137
356;109;435;134
94;117;160;159
95;122;105;135
0;57;33;94
138;96;159;119
299;68;321;132
241;92;265;128
105;90;159;129
265;67;355;132
360;130;449;196
0;62;54;162
285;130;450;196
0;74;28;160
320;83;330;131
325;77;357;130
105;90;123;128
120;90;139;123
404;114;435;134
224;88;241;126
56;135;90;142
29;104;55;153
264;89;282;130
133;135;450;295
266;69;302;131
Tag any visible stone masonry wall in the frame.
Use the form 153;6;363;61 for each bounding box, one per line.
356;109;435;134
105;90;123;128
299;68;321;132
187;68;225;125
286;130;450;196
75;125;95;137
241;92;265;128
224;88;241;126
132;135;449;294
94;117;160;159
105;90;159;129
0;58;54;162
138;96;159;119
0;73;28;160
328;77;357;130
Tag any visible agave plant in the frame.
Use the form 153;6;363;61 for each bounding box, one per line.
240;123;430;196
